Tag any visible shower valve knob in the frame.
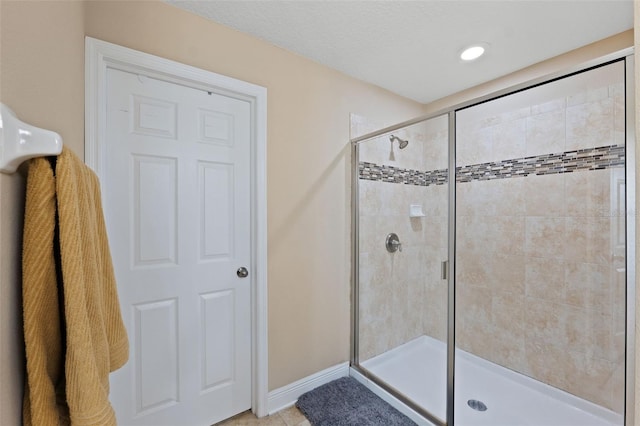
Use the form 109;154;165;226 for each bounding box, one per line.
385;233;402;253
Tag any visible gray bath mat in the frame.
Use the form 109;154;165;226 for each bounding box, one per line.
296;377;417;426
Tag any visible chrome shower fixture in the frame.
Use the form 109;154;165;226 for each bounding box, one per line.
389;134;409;149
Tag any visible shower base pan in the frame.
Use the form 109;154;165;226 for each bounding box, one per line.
360;335;622;426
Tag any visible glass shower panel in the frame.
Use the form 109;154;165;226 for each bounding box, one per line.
455;60;626;426
356;114;449;423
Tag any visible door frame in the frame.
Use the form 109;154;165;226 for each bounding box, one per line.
84;37;269;418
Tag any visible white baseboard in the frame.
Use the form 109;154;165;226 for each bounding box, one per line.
267;362;350;415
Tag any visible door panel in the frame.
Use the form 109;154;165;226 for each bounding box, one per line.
199;161;234;260
133;155;178;267
105;68;252;426
200;290;235;390
135;299;179;414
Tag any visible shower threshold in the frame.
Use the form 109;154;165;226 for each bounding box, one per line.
360;336;622;426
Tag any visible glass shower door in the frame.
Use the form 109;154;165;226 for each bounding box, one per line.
454;60;627;426
354;114;450;424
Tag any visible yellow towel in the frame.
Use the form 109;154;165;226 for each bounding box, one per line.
23;147;129;426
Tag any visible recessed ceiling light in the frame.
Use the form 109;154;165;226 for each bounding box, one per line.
460;44;487;61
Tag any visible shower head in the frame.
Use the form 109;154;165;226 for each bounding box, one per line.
389;134;409;149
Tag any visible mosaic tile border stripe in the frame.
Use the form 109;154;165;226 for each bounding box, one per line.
359;162;448;186
457;144;625;183
359;144;625;186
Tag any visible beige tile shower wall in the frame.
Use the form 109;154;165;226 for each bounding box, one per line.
357;114;448;172
357;117;449;361
455;81;626;413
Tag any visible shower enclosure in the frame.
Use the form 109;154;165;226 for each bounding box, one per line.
351;53;635;426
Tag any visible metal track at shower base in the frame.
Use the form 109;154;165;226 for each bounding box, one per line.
350;364;446;426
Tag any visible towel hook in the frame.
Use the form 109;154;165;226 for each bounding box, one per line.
0;103;63;174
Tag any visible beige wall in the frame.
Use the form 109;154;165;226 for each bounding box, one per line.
0;173;25;426
0;5;423;423
0;1;85;424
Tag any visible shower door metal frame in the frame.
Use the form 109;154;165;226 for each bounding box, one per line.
624;55;635;426
350;110;455;426
350;48;635;426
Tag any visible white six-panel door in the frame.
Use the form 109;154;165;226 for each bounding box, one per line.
104;67;252;426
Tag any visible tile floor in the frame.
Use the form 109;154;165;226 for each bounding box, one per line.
215;406;310;426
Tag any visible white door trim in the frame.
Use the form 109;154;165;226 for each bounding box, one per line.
85;37;269;418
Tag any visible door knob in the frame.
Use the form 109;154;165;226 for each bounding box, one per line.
237;267;249;278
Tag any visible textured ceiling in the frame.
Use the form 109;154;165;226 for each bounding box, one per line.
166;0;633;104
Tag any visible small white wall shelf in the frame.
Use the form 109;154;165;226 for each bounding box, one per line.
409;204;425;217
0;103;63;174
